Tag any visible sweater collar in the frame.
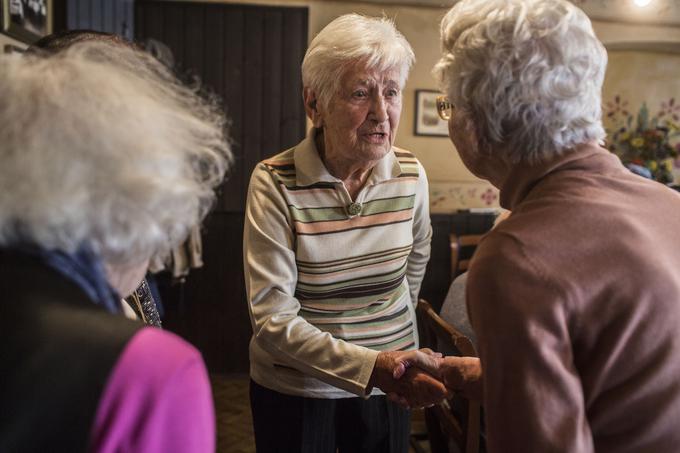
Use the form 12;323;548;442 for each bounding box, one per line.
5;244;121;313
499;143;624;210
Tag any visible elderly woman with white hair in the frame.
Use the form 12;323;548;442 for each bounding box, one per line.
0;41;230;452
244;13;446;452
422;0;680;451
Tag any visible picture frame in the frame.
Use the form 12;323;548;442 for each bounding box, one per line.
414;89;449;137
2;0;52;44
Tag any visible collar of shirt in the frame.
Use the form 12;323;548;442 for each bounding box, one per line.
499;144;624;210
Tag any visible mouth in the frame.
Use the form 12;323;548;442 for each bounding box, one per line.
363;131;388;143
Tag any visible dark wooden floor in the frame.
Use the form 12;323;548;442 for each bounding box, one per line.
211;374;431;453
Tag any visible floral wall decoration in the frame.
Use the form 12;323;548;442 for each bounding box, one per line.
429;181;500;213
604;96;680;183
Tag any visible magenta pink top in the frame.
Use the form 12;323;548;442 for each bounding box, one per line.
89;328;215;453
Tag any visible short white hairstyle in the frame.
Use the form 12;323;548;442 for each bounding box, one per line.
0;41;231;265
433;0;607;163
302;13;415;110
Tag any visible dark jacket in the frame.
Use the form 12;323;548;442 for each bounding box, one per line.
0;251;140;453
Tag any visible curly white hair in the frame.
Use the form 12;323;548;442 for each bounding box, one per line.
433;0;607;163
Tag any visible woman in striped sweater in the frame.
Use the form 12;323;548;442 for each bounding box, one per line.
243;13;447;453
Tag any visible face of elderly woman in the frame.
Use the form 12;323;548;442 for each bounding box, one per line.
316;64;402;168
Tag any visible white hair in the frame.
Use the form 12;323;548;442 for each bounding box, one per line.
433;0;607;163
302;13;415;110
0;41;232;265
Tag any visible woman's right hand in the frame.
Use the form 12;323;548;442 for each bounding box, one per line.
368;350;451;408
390;352;484;402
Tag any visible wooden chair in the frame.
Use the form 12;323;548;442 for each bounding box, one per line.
416;299;481;453
450;234;484;281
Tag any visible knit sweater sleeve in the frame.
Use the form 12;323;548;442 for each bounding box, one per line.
405;161;432;305
466;233;594;453
243;163;379;396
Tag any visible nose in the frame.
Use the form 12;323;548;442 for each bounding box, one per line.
369;93;389;123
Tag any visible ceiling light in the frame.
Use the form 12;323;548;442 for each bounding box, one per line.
633;0;652;7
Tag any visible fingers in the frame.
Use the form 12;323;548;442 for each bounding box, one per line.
392;362;406;379
419;348;443;358
401;351;443;378
387;392;410;409
391;349;446;382
397;367;451;408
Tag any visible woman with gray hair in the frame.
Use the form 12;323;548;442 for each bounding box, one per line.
0;40;231;452
424;0;680;451
244;13;446;452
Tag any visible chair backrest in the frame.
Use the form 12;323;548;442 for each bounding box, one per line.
450;234;484;282
417;299;481;453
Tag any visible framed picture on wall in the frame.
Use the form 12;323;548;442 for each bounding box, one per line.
2;0;52;44
414;89;449;137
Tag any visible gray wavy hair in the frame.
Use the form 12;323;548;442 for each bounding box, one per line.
433;0;607;163
0;41;231;265
302;13;415;110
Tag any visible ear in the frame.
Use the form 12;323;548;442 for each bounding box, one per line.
303;87;324;128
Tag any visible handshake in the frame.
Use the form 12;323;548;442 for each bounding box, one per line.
367;349;483;409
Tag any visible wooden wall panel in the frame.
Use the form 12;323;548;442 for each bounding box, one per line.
156;213;250;373
281;10;307;148
262;11;283;164
66;0;132;39
135;1;309;373
183;5;204;80
140;2;163;42
102;0;114;33
161;6;184;64
241;10;264;190
203;7;224;98
135;1;307;213
220;8;244;212
89;0;102;31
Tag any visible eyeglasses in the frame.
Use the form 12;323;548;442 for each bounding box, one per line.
436;95;454;121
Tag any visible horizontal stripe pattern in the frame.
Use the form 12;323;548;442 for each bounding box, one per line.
301;286;416;351
263;146;420;352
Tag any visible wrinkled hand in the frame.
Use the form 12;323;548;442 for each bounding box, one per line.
397;354;483;401
368;349;451;409
438;357;483;400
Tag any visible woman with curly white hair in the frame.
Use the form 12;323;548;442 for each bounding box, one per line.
422;0;680;451
0;39;230;452
244;13;448;453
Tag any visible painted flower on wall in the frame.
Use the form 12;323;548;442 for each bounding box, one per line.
605;97;680;184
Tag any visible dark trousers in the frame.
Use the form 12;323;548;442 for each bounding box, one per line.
250;380;410;453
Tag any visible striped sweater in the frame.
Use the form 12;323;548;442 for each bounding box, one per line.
244;130;432;398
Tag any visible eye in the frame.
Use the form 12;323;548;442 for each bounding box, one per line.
352;90;368;99
385;88;400;98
